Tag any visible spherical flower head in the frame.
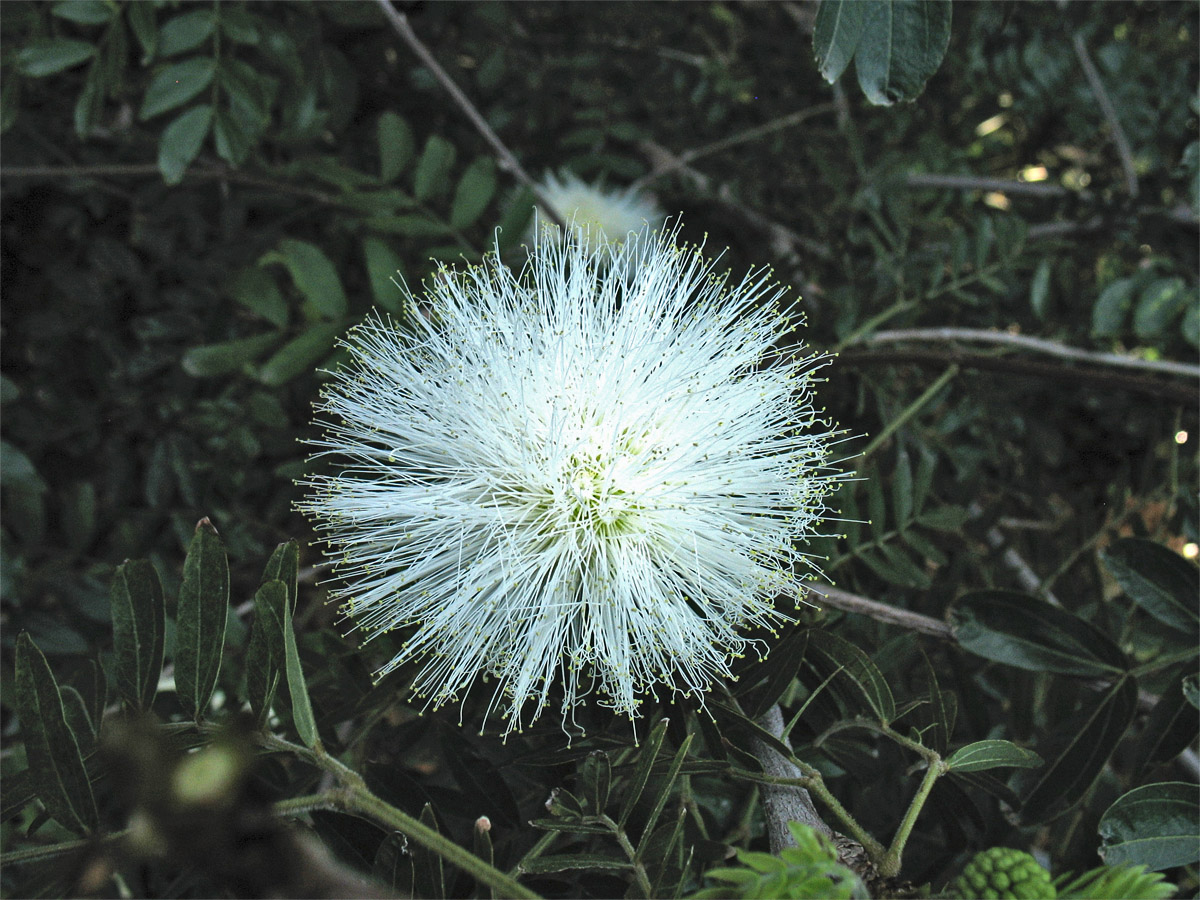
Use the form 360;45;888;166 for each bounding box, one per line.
529;170;665;256
300;223;841;736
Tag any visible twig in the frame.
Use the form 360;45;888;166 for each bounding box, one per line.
639;138;832;262
631;103;836;192
905;173;1081;199
1073;33;1139;198
806;584;954;639
862;328;1199;380
840;346;1197;405
373;0;565;230
968;502;1061;605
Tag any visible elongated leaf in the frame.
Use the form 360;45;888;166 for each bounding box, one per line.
806;629;895;723
182;330;278;377
1021;676;1138;822
17;38;96;77
742;627;810;718
919;652;950;754
139;56;216;120
892;448;914;524
110;558;166;710
52;1;114;26
175;518;229;721
1099;782;1200;871
520;854;632;875
450;157;497;228
257;322;343;387
1132;670;1200;775
362;237;406;314
1101;538;1199;635
378;111;415;182
246;580;287;728
261;540;300;610
259;238;347;320
158;9;213;57
14;633;98;833
950;590;1127;676
127;1;157;63
619;718;670;827
1133;277;1188;340
580;750;612;815
415;804;446;900
636;733;693;855
413;135;456;202
282;586;319;748
946;740;1042;773
813;0;865;83
855;0;952;106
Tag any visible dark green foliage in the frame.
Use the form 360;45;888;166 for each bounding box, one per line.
1;2;1196;898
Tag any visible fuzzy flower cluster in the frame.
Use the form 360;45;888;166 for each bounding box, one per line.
529;170;664;254
301;224;840;735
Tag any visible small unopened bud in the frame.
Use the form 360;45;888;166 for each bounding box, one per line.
474;815;491;834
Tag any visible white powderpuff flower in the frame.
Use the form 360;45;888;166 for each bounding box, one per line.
529;170;664;254
300;224;841;736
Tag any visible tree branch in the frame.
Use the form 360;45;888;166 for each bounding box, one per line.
861;327;1199;380
750;705;834;853
1073;33;1139;198
806;584;954;639
905;173;1081;198
374;0;565;229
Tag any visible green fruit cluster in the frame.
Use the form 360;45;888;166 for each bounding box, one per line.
953;848;1056;900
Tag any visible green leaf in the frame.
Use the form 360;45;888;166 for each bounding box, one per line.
1133;277;1188;340
110;559;165;710
520;854;633;875
1131;670;1200;775
950;590;1127;676
14;633;98;833
415;804;446;899
495;186;535;252
257;322;343;387
450;157;497;228
946;740;1043;773
282;583;319;748
73;61;103;138
1030;258;1053;321
618;718;670;828
228;266;288;328
413;134;457;202
378;111;415;182
362;237;406;314
17;38;96;77
854;0;952;106
52;1;114;26
1099;782;1200;871
1181;297;1199;348
806;629;895;722
218;6;260;44
813;0;865;83
139;56;216;120
259;238;347;320
156;103;212;184
915;505;969;531
1092;277;1135;338
246;580;286;729
742;626;811;718
1101;538;1199;635
127;1;157;63
891;449;914;525
158;9;213;57
580;750;612;815
365;215;454;238
213;107;253;166
1021;676;1138;822
0;441;47;493
174;518;230;721
261;540;300;611
183;331;281;378
635;732;694;856
1184;674;1199;710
